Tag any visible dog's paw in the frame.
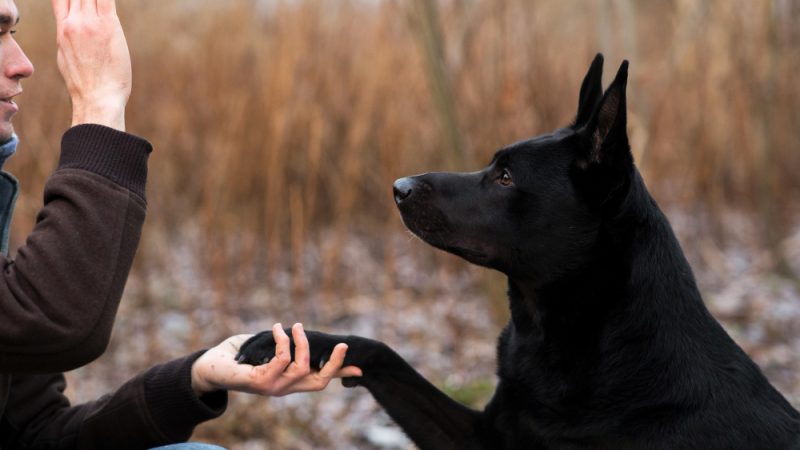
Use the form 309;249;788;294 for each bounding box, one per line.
341;376;360;388
236;331;280;365
235;329;339;368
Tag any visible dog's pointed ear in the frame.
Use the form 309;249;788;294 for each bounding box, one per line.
575;53;604;126
578;60;631;169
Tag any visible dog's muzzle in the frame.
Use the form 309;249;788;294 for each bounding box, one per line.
393;177;416;205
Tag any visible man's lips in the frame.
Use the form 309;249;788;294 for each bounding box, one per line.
0;92;21;111
0;90;21;101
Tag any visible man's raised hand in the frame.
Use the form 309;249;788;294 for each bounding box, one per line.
51;0;131;131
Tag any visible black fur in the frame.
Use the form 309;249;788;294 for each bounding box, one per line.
238;54;800;449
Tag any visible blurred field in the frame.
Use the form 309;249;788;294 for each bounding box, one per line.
10;0;800;448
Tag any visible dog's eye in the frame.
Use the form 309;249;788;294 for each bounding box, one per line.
498;170;514;187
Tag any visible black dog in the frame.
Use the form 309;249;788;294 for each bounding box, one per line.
238;55;800;449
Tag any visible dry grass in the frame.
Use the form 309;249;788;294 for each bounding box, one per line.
13;0;800;254
8;0;800;447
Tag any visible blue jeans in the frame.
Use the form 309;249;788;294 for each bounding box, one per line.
150;445;226;450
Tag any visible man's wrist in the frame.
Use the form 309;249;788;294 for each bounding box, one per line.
71;100;127;132
190;354;216;396
58;125;152;201
144;350;228;439
190;364;207;396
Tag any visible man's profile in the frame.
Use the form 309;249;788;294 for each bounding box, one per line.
0;1;359;448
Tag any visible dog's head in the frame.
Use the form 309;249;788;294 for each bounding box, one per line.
394;54;635;285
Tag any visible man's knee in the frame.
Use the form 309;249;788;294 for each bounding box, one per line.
149;444;227;450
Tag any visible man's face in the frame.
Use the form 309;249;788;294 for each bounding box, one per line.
0;0;33;142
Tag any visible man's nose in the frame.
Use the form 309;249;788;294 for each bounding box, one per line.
5;38;34;80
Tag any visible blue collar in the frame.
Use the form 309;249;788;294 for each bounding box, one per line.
0;134;17;170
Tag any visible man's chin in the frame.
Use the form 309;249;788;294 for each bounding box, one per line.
0;124;15;144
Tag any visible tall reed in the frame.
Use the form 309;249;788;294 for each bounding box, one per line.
14;0;799;263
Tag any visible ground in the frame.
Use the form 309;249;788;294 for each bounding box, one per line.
65;211;800;449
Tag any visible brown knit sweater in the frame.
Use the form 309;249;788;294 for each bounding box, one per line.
0;125;227;449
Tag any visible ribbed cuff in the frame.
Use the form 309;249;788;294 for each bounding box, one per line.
143;350;228;442
58;124;152;202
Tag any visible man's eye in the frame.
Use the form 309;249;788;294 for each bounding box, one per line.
498;170;513;187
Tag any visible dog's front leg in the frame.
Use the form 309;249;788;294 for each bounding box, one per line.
237;330;484;449
343;338;483;449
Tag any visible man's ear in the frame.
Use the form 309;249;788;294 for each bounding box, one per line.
574;53;604;127
578;60;631;169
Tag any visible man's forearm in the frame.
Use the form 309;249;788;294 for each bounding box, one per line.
0;352;226;449
0;125;151;373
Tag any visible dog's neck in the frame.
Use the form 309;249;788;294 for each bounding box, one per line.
496;171;763;425
506;259;624;343
506;170;707;347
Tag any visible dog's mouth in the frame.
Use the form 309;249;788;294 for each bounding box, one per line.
399;208;492;264
398;205;447;236
444;245;488;261
424;235;492;264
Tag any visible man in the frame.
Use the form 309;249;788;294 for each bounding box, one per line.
0;0;360;448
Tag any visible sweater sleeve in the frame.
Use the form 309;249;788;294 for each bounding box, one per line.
0;124;152;373
0;351;228;449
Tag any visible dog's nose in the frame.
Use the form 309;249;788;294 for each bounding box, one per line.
393;177;415;204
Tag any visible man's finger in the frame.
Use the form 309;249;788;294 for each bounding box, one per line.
225;334;252;353
77;0;97;13
336;366;364;378
264;324;291;375
318;343;349;379
291;323;311;371
51;0;69;21
96;0;117;15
